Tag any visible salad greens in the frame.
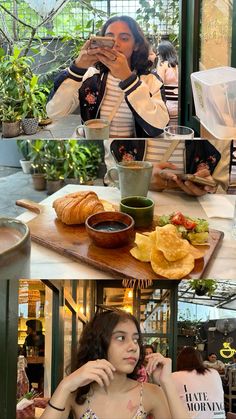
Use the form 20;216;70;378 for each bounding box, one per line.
157;212;209;244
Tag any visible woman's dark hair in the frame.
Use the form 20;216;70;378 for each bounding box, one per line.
144;344;155;353
177;346;209;375
26;319;43;333
157;40;178;67
96;15;153;75
74;308;144;404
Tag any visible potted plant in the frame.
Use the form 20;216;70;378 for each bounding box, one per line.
29;140;47;190
63;140;102;184
21;75;48;135
0;48;33;137
17;140;32;174
1;105;22;138
189;279;217;297
44;162;64;195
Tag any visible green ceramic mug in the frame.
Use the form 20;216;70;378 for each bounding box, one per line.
107;161;153;198
120;196;154;228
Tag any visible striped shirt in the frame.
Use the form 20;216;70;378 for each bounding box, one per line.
100;73;134;137
146;139;185;172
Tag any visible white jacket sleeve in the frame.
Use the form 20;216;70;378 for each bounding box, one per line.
46;78;82;120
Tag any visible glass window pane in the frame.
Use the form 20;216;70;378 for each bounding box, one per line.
199;0;233;69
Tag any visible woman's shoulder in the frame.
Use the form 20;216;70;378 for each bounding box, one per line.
143;381;164;398
142;382;167;414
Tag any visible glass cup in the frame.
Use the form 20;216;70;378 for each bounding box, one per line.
164;125;194;139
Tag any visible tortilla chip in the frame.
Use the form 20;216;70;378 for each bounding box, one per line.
150;248;195;279
189;244;206;259
130;233;153;262
155;224;190;261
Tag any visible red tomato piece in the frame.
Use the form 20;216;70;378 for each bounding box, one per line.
183;219;197;230
170;212;185;225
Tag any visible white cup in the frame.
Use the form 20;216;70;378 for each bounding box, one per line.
76;119;110;140
164;125;194;139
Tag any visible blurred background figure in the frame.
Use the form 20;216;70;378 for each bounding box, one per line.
172;346;225;419
23;319;45;393
156;40;179;124
144;344;155;366
137;344;155;383
203;352;225;374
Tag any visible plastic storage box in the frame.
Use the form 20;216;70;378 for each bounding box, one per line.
191;66;236;139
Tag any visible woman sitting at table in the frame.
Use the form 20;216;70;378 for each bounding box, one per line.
156;40;179;123
46;15;169;138
172;346;225;419
40;308;189;419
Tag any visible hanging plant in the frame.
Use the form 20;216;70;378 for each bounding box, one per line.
190;279;217;297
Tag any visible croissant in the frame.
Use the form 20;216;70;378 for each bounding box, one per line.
53;191;104;225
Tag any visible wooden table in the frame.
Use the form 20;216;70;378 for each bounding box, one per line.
17;184;236;280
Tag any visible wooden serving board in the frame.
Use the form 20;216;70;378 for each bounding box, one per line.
16;199;224;280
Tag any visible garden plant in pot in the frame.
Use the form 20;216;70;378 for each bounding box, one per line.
63;140;103;184
29;140;47;190
21;75;48;135
0;48;33;138
44;161;64;195
43;141;65;194
0;105;22;138
190;279;217;297
17;140;32;174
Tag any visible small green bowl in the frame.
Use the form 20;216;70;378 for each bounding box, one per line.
120;196;154;228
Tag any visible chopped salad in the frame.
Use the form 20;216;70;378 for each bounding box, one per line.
157;211;209;244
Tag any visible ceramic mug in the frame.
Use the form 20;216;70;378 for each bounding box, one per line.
107;161;153;198
0;218;31;279
76;119;110;140
120;196;154;228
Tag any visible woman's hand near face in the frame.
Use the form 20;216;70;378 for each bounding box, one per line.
74;40;102;69
96;48;132;80
145;353;190;419
62;359;116;393
146;353;172;386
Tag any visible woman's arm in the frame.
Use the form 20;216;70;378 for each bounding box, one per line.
146;353;190;419
46;40;104;119
156;61;168;84
40;359;115;419
119;72;170;137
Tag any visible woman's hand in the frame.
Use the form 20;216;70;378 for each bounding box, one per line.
74;40;102;69
150;163;217;196
150;162;179;191
96;49;132;80
146;353;172;386
61;359;116;393
174;168;217;196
